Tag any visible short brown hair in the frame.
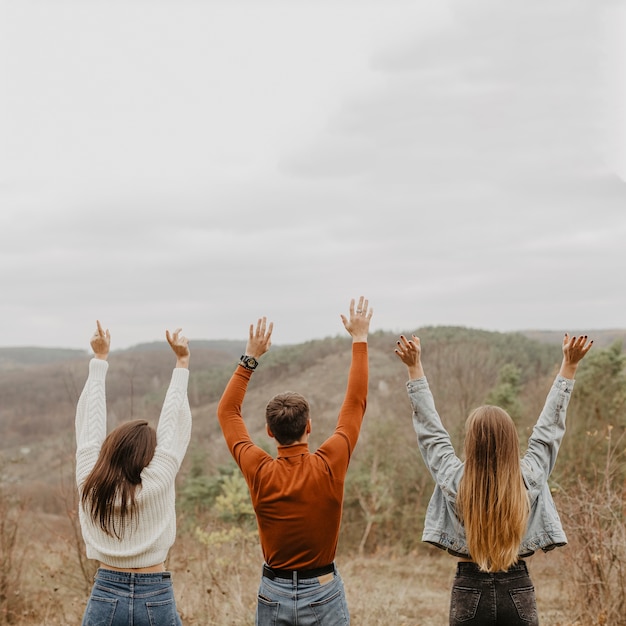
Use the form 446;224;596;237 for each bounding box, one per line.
265;392;309;445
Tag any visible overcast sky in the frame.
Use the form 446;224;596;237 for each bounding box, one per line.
2;0;625;351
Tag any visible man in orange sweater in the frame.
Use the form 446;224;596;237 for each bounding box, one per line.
217;296;372;626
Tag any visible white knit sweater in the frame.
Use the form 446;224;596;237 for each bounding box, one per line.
75;358;192;569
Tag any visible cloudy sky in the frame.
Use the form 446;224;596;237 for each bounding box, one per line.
2;0;625;351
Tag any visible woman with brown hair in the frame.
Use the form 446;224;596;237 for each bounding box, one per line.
394;332;592;625
76;321;191;626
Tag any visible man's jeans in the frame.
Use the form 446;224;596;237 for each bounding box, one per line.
81;568;183;626
256;566;350;625
449;560;538;625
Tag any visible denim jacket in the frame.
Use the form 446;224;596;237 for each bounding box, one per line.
407;374;574;558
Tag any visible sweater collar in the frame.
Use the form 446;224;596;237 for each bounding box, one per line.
277;442;309;458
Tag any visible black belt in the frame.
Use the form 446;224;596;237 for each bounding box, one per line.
262;563;335;581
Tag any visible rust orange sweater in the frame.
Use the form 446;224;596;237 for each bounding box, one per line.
217;342;368;571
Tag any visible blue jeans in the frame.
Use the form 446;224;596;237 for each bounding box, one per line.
449;561;538;625
256;565;350;625
81;568;183;626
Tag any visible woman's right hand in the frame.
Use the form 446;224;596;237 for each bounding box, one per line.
559;333;593;379
91;320;110;360
166;328;190;369
394;334;425;380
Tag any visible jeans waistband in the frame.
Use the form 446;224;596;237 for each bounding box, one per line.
263;563;335;582
456;560;528;578
96;568;172;583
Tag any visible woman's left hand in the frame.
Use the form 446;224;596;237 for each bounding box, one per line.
91;320;110;360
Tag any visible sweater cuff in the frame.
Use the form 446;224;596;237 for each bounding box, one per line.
236;365;254;379
89;358;109;378
352;342;368;355
170;367;190;387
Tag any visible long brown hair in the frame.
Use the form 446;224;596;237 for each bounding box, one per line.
456;406;530;572
81;419;156;539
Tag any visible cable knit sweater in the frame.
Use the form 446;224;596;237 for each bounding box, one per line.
75;358;192;569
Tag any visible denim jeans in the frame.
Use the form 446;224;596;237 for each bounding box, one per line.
256;565;350;626
449;561;538;625
81;568;183;626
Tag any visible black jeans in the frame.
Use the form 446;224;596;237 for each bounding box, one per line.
449;560;538;625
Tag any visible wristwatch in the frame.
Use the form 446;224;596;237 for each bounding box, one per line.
239;355;259;371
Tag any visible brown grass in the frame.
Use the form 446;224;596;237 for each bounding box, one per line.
5;509;580;626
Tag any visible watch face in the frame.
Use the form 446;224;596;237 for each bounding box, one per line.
241;355;258;369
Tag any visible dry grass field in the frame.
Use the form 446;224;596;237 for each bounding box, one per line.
5;510;577;626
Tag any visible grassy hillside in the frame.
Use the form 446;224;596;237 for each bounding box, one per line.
0;327;564;487
3;326;622;461
1;327;624;624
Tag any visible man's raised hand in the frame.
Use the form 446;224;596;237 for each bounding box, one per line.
341;296;373;343
246;317;273;358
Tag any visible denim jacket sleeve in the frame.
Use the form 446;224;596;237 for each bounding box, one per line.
520;375;575;502
406;376;463;501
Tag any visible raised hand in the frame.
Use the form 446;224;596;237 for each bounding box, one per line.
394;334;425;379
394;334;421;366
559;333;593;379
166;327;190;368
246;317;273;358
90;320;110;360
340;296;373;343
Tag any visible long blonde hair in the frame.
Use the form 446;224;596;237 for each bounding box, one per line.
456;406;530;572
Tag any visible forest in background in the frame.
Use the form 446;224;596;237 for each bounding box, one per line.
1;327;625;624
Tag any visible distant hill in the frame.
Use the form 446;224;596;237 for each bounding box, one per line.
120;339;244;353
0;326;559;459
0;340;246;369
0;326;622;459
1;329;623;369
0;347;87;369
519;329;626;349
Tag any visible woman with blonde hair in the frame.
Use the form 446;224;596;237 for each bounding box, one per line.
76;321;191;626
394;332;592;625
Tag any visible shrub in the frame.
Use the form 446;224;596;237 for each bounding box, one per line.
559;426;626;625
0;472;27;623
